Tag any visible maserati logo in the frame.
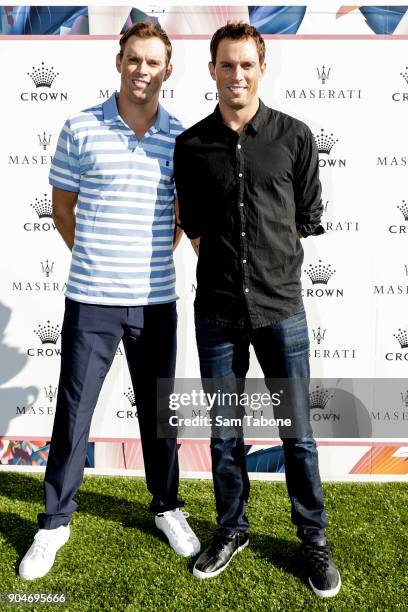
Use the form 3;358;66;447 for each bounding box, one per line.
41;260;54;278
28;62;59;88
34;321;61;345
316;65;331;84
44;385;57;402
38;131;51;151
312;327;326;344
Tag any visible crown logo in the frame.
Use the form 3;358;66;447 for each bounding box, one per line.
28;62;59;88
316;65;331;84
312;327;326;344
30;194;53;218
44;384;57;402
34;321;61;345
309;385;334;410
124;387;136;407
305;260;336;285
313;129;338;155
397;200;408;221
38;131;51;150
41;259;54;277
401;66;408;86
394;329;408;349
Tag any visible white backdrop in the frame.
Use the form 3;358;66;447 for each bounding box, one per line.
1;33;408;478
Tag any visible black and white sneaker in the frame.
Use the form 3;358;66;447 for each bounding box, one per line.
301;540;341;598
193;530;249;579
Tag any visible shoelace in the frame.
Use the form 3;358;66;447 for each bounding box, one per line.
31;532;58;558
165;511;197;543
303;543;330;573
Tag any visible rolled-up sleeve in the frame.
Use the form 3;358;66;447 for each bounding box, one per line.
293;127;324;237
174;135;204;240
49;119;80;193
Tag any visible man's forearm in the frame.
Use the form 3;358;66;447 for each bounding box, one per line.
173;225;184;250
53;210;75;251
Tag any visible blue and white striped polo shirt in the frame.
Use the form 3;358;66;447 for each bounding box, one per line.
49;92;184;305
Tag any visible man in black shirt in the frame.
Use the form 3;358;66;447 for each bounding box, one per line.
174;22;341;597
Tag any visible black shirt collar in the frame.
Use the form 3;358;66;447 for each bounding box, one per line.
212;99;268;135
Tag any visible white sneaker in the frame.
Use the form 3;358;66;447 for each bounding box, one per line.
19;525;70;580
155;509;200;557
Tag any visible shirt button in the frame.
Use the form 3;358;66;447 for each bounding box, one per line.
240;202;244;207
243;259;247;264
245;288;249;293
238;173;243;178
241;232;246;237
237;144;242;149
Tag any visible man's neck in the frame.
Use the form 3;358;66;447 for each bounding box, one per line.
218;98;260;134
117;92;159;140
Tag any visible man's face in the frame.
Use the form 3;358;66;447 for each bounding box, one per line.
209;38;265;110
116;35;172;105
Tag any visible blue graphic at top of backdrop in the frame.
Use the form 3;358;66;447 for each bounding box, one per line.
359;6;408;34
248;6;306;34
0;6;88;34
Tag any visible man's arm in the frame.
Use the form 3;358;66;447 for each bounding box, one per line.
173;136;204;245
293;127;325;238
52;187;78;251
173;197;184;250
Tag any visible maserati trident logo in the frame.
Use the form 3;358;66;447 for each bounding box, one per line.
38;131;52;151
28;62;59;88
312;327;326;345
44;385;57;402
316;65;331;84
41;260;54;277
34;321;61;345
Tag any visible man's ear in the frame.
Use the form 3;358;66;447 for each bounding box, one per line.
259;62;266;79
208;61;216;81
116;53;122;74
163;63;173;82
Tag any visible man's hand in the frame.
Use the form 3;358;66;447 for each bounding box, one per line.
52;187;78;250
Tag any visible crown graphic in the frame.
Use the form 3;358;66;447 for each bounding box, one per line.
316;65;331;84
28;62;59;88
313;129;338;155
41;259;54;277
309;385;334;410
312;327;326;344
44;384;57;402
394;328;408;349
34;321;61;345
124;387;136;407
30;194;53;218
401;66;408;86
38;131;51;150
397;200;408;221
306;260;336;285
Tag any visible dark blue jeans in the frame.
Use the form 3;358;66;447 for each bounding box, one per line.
195;309;328;543
38;298;181;529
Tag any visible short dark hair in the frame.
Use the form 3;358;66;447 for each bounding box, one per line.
119;21;172;66
210;21;266;66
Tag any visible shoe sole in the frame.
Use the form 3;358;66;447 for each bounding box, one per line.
192;538;249;579
308;571;341;598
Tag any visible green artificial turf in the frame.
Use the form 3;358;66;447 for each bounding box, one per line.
0;473;406;612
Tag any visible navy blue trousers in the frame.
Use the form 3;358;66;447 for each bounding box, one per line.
195;308;328;543
38;298;180;529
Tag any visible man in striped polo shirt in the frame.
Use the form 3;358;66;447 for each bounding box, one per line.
19;22;200;581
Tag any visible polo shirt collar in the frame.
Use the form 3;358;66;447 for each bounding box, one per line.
103;92;170;134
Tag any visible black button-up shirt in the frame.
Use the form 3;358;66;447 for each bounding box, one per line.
174;100;324;329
